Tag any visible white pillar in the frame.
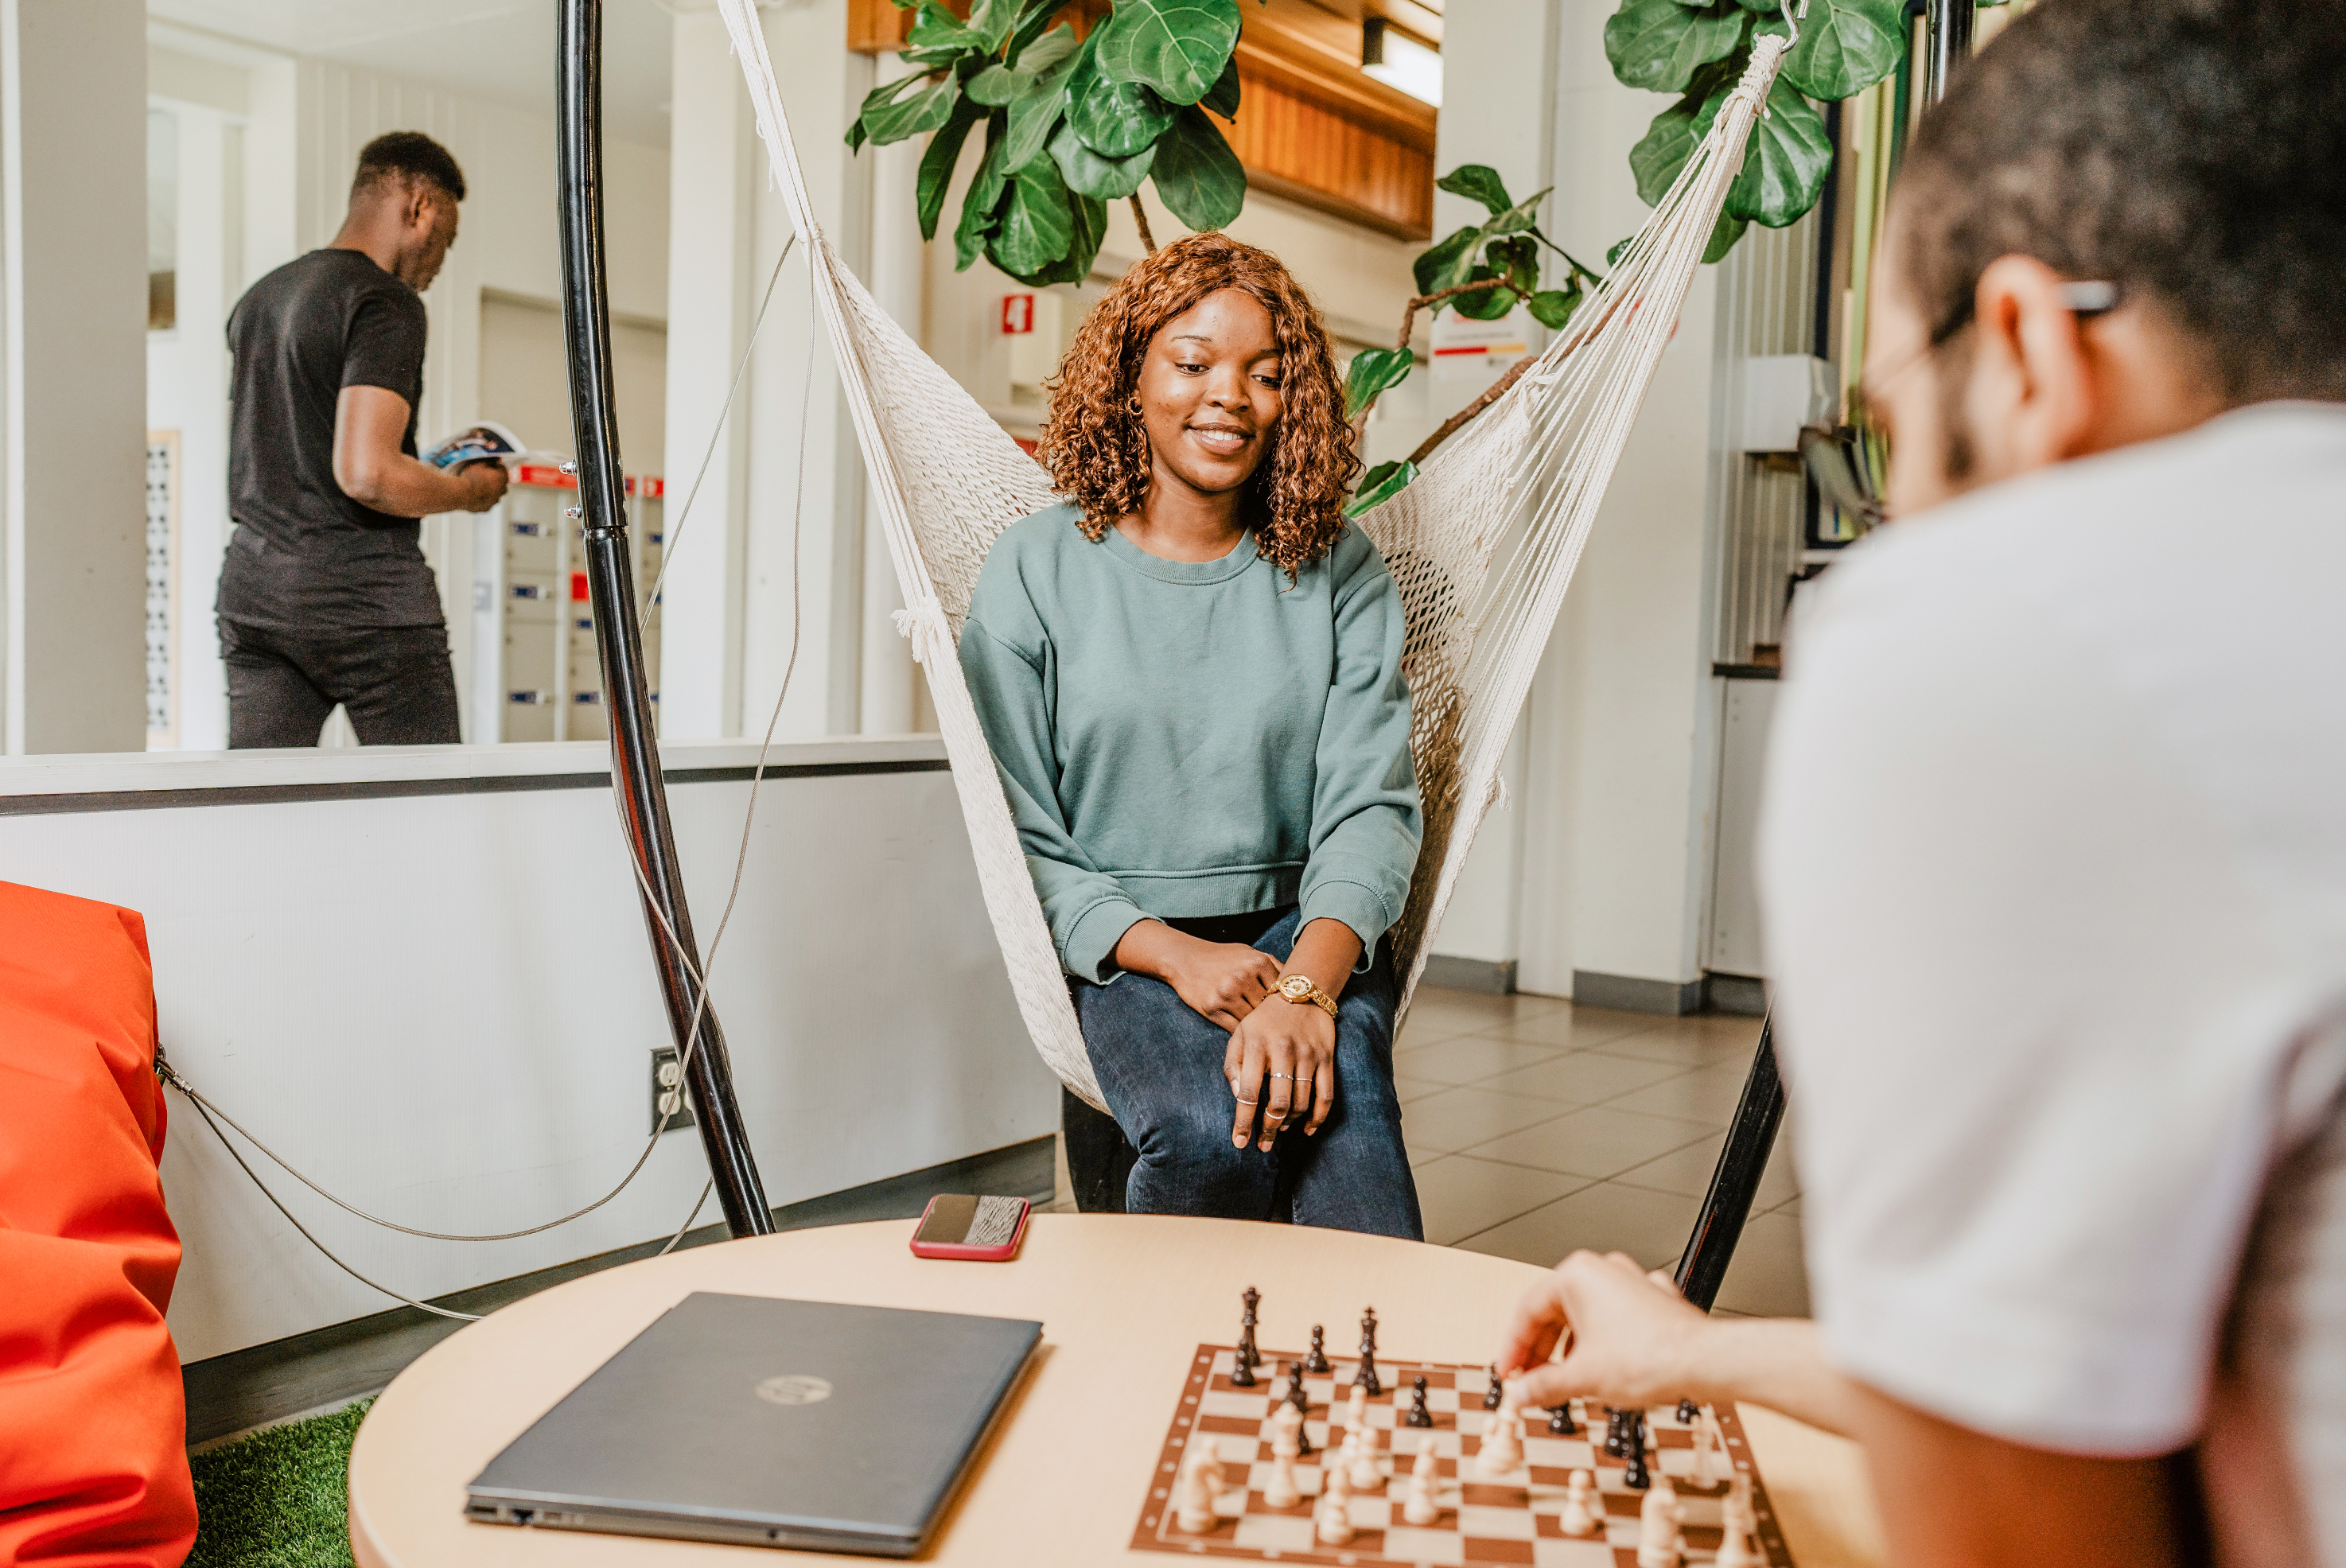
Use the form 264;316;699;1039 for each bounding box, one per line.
660;10;757;740
858;54;924;736
0;0;147;754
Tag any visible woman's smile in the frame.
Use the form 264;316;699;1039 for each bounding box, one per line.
1188;419;1254;457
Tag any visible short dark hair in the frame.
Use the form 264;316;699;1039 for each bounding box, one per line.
352;130;467;204
1895;0;2346;403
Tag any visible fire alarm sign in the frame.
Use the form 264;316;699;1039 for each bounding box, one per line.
1000;293;1036;335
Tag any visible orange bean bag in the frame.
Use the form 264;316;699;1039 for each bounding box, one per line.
0;881;196;1567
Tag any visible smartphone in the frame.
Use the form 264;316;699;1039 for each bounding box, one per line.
909;1194;1032;1261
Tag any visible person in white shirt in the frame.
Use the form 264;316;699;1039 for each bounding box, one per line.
1493;3;2346;1565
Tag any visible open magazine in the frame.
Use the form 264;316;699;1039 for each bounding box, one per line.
423;420;570;473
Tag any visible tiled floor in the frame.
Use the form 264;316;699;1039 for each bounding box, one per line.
1049;986;1807;1318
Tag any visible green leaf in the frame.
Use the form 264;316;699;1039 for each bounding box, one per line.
1025;191;1110;285
1604;0;1745;94
1343;348;1414;421
1478;186;1552;240
1628;99;1702;206
854;69;957;147
1149;104;1245;229
1773;0;1904;100
1002;34;1086;177
908;0;988;55
955;133;1010;270
992;160;1076;276
1050;121;1157;199
1526;286;1583;330
1068;71;1174;157
1201;53;1241;119
1435;165;1515;218
968;0;1020;51
1012;22;1080;75
1702;209;1748;264
1090;0;1243;107
916;95;989;239
1725;78;1831;228
1412;226;1480;297
967;64;1028;107
1006;0;1072;64
1346;459;1416;517
1451;269;1518;321
1484;234;1540;295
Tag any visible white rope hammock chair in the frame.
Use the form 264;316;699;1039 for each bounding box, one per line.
716;1;1794;1112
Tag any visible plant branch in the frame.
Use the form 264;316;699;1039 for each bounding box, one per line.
1129;194;1157;253
1407;353;1536;469
1396;278;1511;355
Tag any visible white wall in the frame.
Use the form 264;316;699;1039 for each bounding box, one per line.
0;736;1053;1361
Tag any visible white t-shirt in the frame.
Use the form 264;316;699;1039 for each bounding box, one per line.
1759;404;2346;1562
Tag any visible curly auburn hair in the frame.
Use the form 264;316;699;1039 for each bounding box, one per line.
1034;232;1360;577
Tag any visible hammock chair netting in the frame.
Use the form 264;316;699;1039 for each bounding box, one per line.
715;1;1792;1111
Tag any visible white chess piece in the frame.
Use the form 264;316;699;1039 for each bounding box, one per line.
1271;1400;1303;1460
1636;1473;1683;1568
1315;1458;1356;1544
1474;1395;1524;1476
1263;1449;1301;1509
1348;1418;1382;1489
1176;1443;1224;1534
1714;1470;1760;1565
1402;1444;1441;1525
1715;1522;1761;1568
1558;1469;1601;1537
1348;1382;1369;1433
1694;1410;1725;1486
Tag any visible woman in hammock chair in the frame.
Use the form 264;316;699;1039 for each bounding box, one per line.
961;233;1423;1239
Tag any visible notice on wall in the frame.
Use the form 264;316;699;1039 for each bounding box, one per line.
1430;303;1533;388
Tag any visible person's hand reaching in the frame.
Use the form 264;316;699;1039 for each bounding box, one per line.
1496;1250;1711;1413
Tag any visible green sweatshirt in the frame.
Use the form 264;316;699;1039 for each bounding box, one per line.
959;501;1422;984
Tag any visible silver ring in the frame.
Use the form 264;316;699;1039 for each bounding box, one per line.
1270;1072;1294;1080
1234;1095;1259;1106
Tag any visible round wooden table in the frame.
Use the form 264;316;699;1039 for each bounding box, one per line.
350;1214;1885;1566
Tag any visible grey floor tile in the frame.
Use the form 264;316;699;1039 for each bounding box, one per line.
1411;1155;1590;1247
1400;989;1571;1048
1603;1060;1762;1123
1590;1018;1764;1066
1393;1075;1446;1105
1710;1209;1811;1318
1399;1087;1575;1154
1465;1006;1658;1052
1477;1051;1690;1106
1456;1181;1700;1270
1461;1104;1721;1179
1612;1127;1799;1209
1393;1034;1566;1087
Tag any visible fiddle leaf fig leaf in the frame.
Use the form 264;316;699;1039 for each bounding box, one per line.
1002;33;1087;177
1703;209;1749;264
1436;165;1515;218
1201;53;1241;119
1772;0;1904;100
1450;267;1519;321
1012;21;1080;75
1068;70;1174;157
1006;0;1073;64
1343;347;1415;422
954;133;1011;271
967;0;1020;51
991;159;1076;277
1346;459;1417;517
1629;97;1702;205
915;95;988;239
1412;226;1481;297
1150;104;1245;229
1091;0;1243;107
1725;77;1831;227
967;64;1027;107
854;69;958;146
1050;121;1157;200
908;0;988;55
1526;286;1584;331
1605;0;1746;95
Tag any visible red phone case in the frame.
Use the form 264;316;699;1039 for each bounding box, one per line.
908;1195;1032;1261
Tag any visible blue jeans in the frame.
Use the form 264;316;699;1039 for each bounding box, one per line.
1074;907;1423;1239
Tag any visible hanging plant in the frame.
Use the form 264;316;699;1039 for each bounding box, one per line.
848;0;1251;285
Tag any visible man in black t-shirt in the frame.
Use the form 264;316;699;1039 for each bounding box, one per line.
218;130;507;748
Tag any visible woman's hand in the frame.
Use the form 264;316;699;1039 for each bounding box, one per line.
1225;994;1337;1149
1114;920;1281;1032
1496;1250;1710;1412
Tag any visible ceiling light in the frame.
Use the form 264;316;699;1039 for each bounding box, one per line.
1362;18;1441;108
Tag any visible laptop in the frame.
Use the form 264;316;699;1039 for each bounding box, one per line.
465;1292;1043;1556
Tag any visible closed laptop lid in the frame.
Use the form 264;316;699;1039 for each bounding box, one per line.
468;1292;1042;1548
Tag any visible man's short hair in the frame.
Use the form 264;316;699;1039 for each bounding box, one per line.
351;130;467;205
1897;0;2346;403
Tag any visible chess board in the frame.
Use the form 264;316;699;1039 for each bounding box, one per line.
1130;1345;1797;1567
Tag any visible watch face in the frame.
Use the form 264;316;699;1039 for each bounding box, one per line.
1281;976;1312;999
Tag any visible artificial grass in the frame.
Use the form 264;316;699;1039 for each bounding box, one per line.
187;1398;373;1568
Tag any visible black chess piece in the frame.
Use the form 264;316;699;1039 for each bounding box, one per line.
1481;1364;1504;1411
1287;1359;1308;1410
1406;1375;1434;1429
1361;1306;1379;1356
1602;1407;1624;1457
1304;1325;1330;1374
1548;1400;1578;1436
1677;1398;1700;1424
1231;1288;1259;1387
1622;1413;1652;1491
1356;1347;1380;1398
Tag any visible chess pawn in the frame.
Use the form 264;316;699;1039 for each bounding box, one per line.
1348;1419;1382;1490
1403;1445;1441;1526
1548;1399;1578;1436
1694;1410;1724;1486
1262;1449;1302;1509
1474;1402;1523;1477
1271;1399;1303;1459
1315;1459;1356;1545
1176;1444;1224;1534
1722;1472;1757;1539
1348;1381;1369;1431
1636;1473;1682;1568
1558;1469;1601;1538
1715;1522;1761;1568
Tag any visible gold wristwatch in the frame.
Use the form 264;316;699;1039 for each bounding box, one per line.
1275;974;1340;1020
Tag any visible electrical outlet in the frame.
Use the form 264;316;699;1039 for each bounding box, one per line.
650;1046;697;1134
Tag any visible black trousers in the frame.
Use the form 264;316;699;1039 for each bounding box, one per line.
220;617;462;748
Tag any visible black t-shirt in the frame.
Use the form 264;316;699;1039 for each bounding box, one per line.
216;248;445;632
